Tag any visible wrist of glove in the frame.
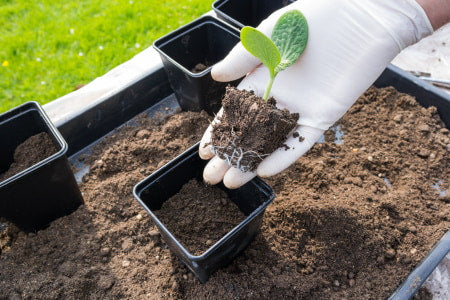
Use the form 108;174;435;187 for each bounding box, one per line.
200;0;433;189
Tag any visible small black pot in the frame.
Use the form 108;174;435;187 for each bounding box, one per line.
0;102;83;232
213;0;297;28
133;143;275;283
153;16;241;115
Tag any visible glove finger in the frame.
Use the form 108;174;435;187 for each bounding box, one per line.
211;42;261;82
199;123;215;159
223;167;256;190
257;126;324;177
199;108;223;160
203;156;231;185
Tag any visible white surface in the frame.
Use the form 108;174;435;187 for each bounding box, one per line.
393;23;450;82
424;253;450;300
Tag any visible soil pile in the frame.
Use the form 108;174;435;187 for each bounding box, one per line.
211;86;299;171
155;179;245;255
0;87;448;299
188;86;449;299
0;132;57;182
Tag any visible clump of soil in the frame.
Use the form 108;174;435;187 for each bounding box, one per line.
191;63;209;73
0;87;448;299
0;132;57;182
0;219;19;254
155;179;245;255
211;86;299;171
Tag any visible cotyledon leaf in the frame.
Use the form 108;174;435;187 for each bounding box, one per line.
241;26;281;77
272;10;308;73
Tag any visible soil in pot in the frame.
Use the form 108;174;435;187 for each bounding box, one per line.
0;132;57;182
211;86;299;171
155;179;245;255
191;63;210;73
0;86;448;299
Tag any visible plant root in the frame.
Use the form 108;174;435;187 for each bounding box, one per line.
211;130;269;172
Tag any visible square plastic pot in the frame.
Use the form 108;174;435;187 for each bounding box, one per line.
0;102;83;232
153;16;241;115
133;143;275;283
213;0;297;28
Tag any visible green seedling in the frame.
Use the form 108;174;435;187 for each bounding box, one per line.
240;10;308;100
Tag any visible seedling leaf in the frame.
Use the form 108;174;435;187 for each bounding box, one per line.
272;10;308;73
241;26;280;78
239;10;308;100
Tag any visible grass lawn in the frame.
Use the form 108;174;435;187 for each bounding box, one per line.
0;0;212;113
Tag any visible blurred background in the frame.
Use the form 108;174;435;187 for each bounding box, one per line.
0;0;212;113
1;0;448;114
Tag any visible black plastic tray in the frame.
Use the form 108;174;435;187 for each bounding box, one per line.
55;58;449;296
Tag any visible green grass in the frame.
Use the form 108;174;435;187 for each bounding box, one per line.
0;0;212;113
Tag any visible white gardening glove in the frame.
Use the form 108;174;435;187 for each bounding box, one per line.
200;0;433;189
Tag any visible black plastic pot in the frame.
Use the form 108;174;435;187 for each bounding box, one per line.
133;143;275;283
153;16;241;115
213;0;296;28
0;102;83;232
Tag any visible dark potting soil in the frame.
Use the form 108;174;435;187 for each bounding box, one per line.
0;87;448;299
191;62;209;73
211;86;299;172
0;132;57;182
155;179;245;255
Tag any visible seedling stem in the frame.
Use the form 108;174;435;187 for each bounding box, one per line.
264;74;276;101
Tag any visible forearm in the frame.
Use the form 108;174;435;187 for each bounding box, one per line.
417;0;450;29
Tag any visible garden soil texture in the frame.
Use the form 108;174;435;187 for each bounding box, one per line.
0;86;449;299
0;132;57;182
155;179;245;256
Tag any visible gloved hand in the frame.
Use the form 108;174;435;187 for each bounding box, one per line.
200;0;433;189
